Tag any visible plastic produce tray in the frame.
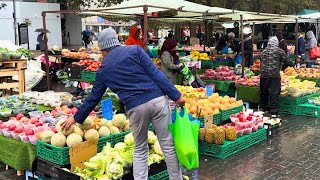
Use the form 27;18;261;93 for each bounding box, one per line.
299;103;320;118
200;60;213;69
199;128;267;159
220;105;243;121
36;140;70;166
81;70;96;82
279;93;320;107
279;105;300;115
198;113;221;125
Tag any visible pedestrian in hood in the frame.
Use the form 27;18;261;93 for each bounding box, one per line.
125;26;144;48
259;36;288;118
61;28;184;180
160;38;183;84
305;31;317;68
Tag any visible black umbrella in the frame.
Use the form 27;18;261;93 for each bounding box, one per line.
35;28;50;33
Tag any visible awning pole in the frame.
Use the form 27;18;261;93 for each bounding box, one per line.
143;5;148;51
295;18;298;65
42;12;51;90
203;20;207;52
252;22;255;49
240;15;245;77
316;19;319;41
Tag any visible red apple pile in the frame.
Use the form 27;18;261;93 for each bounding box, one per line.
200;66;240;81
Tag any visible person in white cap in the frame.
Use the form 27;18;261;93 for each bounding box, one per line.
259;36;288;118
61;28;184;180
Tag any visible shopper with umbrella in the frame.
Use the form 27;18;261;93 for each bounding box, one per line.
82;29;93;48
35;29;49;52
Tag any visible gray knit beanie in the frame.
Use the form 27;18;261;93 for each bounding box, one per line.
268;36;279;47
98;28;120;50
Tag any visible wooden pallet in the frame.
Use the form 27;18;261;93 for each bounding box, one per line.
0;59;27;94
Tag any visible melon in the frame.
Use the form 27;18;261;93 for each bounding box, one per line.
84;129;99;141
40;130;55;143
56;120;74;136
51;132;66;147
98;126;110;137
123;124;130;132
111;114;126;128
74;125;84;138
66;133;83;147
109;126;120;134
78;117;94;130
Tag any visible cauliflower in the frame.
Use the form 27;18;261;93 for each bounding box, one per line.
124;132;134;146
148;131;157;144
148;153;163;166
108;162;124;179
153;140;163;156
114;142;126;152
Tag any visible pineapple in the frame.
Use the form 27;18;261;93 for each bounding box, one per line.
205;129;215;144
199;128;206;142
213;127;225;145
226;127;237;141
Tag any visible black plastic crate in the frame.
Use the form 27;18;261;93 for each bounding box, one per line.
65;64;86;79
33;158;80;180
122;161;167;180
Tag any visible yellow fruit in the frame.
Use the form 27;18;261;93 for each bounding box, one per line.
205;107;213;114
205;129;215;144
200;110;208;117
213;127;225;145
199;128;206;141
221;99;229;105
213;109;220;114
229;98;237;103
190;106;197;114
212;93;219;98
226;127;237;141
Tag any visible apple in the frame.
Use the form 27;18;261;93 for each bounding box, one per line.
30;117;39;124
249;113;254;116
8;124;16;131
14;127;23;133
35;122;43;127
16;113;25;120
20;117;29;123
0;124;6;129
247;116;253;121
25;129;34;135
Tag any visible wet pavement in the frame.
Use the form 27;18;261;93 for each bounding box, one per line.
1;80;320;179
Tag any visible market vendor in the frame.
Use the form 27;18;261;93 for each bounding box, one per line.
305;31;317;68
260;36;288;118
160;37;183;84
61;28;184;180
215;32;240;53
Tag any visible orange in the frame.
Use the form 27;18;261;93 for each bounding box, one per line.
190;106;197;114
229;97;237;103
205;107;213;114
200;110;208;117
185;103;191;109
221;99;229;105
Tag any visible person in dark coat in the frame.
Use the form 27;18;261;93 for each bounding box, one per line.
215;32;240;53
276;32;289;69
243;33;253;67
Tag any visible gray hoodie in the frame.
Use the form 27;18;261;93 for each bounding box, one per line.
306;31;317;50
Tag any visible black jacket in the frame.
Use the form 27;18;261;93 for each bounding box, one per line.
216;35;240;53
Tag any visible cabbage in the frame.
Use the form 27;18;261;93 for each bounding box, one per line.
148;153;163;166
153;140;163;156
114;142;126;152
148;131;157;144
124;132;134;145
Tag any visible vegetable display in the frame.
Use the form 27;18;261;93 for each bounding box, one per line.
74;131;164;180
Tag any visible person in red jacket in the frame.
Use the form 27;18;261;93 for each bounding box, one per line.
125;26;144;48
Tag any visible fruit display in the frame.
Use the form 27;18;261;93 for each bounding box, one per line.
200;125;239;145
185;94;243;117
152;58;161;69
284;67;320;78
74;131;163;180
200;66;240;81
235;76;260;87
37;113;131;148
190;50;210;60
175;85;206;99
280;78;319;97
229;111;264;134
62;49;91;59
181;45;210;52
251;60;260;71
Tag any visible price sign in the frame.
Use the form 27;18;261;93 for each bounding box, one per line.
205;86;213;96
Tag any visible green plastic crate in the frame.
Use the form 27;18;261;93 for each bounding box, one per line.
220;105;243;121
279;105;300;115
198;113;221;125
199;128;267;159
201;60;213;69
148;170;169;180
98;131;132;151
81;71;96;82
299;103;320;118
36;140;70;165
279;93;320;107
